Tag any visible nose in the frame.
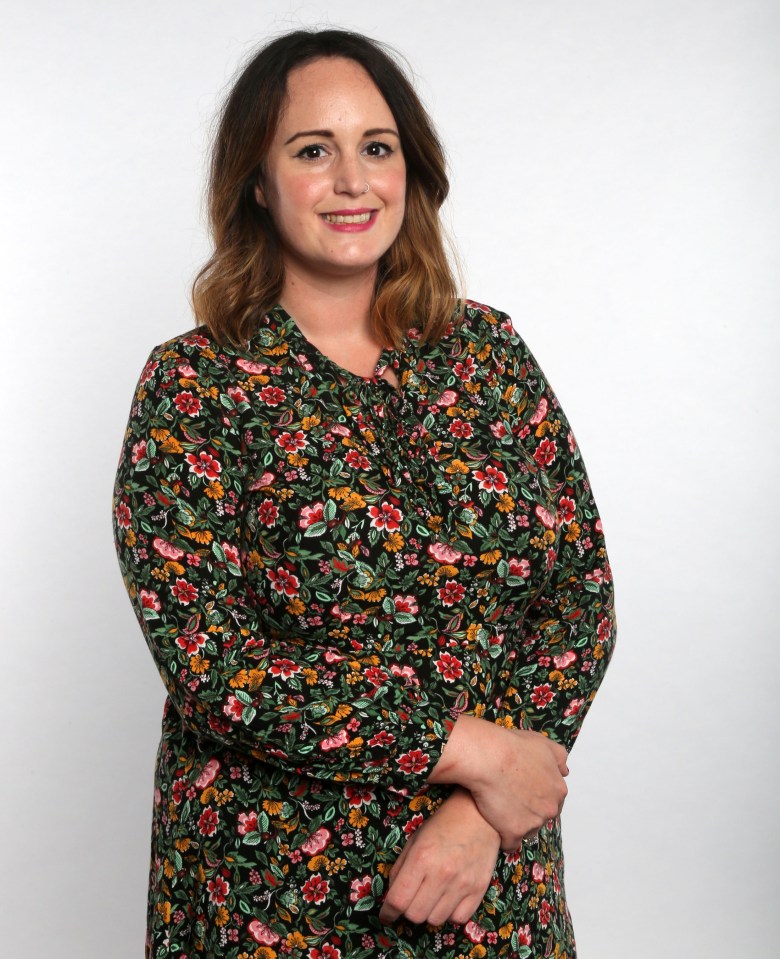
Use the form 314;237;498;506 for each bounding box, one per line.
333;152;366;197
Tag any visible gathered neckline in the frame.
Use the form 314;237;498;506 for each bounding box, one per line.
263;303;404;392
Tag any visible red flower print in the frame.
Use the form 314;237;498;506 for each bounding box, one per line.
276;430;307;452
267;568;300;597
247;920;280;945
237;811;258;836
533;437;557;467
532;861;546;883
114;501;131;529
453;356;477;381
345;785;376;807
269;658;301;678
170;577;198;605
349;876;373;902
490;420;507;439
175;630;207;655
300;827;332;856
139;359;159;384
368;730;395;748
139;589;160;612
529;396;548;426
597;615;612;642
474;465;508;493
559;495;576;524
298;503;324;529
437;580;466;606
427;542;463;564
403;813;424;836
393;595;419;615
464;920;486;944
508;557;531;579
301;873;330;904
435;651;464;682
397;749;429;774
194;758;220;789
368;502;402;531
364;666;389;686
517;924;532;946
345;449;370;470
153;537;185;561
309;945;341;959
538;898;554;927
449;418;473;438
174;391;201;416
186;450;222;480
564;697;585;717
257;498;279;527
531;683;554;707
207;875;229;904
258;385;285;405
198;806;219;836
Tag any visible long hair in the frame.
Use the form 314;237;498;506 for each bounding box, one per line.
192;29;461;348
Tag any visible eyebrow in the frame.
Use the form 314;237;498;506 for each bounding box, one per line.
283;127;400;145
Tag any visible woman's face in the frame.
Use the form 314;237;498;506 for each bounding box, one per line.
255;57;407;285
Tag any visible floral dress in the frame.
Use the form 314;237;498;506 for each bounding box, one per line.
112;300;616;959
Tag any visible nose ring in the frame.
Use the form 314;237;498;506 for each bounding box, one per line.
363;182;369;194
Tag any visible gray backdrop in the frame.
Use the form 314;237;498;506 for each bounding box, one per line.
2;0;778;955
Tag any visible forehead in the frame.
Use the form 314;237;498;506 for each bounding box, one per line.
279;56;396;131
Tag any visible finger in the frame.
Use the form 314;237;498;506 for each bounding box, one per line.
450;892;484;926
379;859;424;924
402;877;450;927
388;838;413;884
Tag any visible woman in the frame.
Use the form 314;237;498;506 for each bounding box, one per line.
113;28;616;959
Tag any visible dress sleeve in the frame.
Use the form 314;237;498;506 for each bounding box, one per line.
486;312;617;753
112;339;446;788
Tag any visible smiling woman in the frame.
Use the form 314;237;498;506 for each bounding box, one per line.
112;27;616;959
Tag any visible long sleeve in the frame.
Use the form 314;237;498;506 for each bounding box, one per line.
486;313;617;752
112;337;451;788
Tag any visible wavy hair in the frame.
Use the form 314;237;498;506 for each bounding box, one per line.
192;29;461;348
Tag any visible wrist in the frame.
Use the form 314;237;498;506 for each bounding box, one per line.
428;715;508;792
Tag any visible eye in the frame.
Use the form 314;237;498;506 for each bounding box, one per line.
294;143;328;161
363;141;394;158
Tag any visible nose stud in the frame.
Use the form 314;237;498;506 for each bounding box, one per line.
363;182;369;194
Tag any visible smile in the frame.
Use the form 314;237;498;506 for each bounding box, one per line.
321;211;374;224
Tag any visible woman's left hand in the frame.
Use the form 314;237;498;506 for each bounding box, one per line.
379;787;501;927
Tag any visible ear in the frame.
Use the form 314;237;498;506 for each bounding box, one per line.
254;179;266;208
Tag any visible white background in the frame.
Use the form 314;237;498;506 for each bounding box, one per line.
2;1;778;956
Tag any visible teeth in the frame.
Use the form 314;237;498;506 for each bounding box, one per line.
323;212;372;224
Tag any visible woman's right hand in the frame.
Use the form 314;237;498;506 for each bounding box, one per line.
427;716;569;850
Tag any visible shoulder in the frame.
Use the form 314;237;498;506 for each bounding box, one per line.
422;299;537;378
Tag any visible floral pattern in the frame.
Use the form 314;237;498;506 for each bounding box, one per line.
112;301;616;959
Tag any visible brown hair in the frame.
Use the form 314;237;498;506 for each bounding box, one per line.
192;28;461;348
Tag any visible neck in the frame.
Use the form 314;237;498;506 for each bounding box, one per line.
279;261;378;342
